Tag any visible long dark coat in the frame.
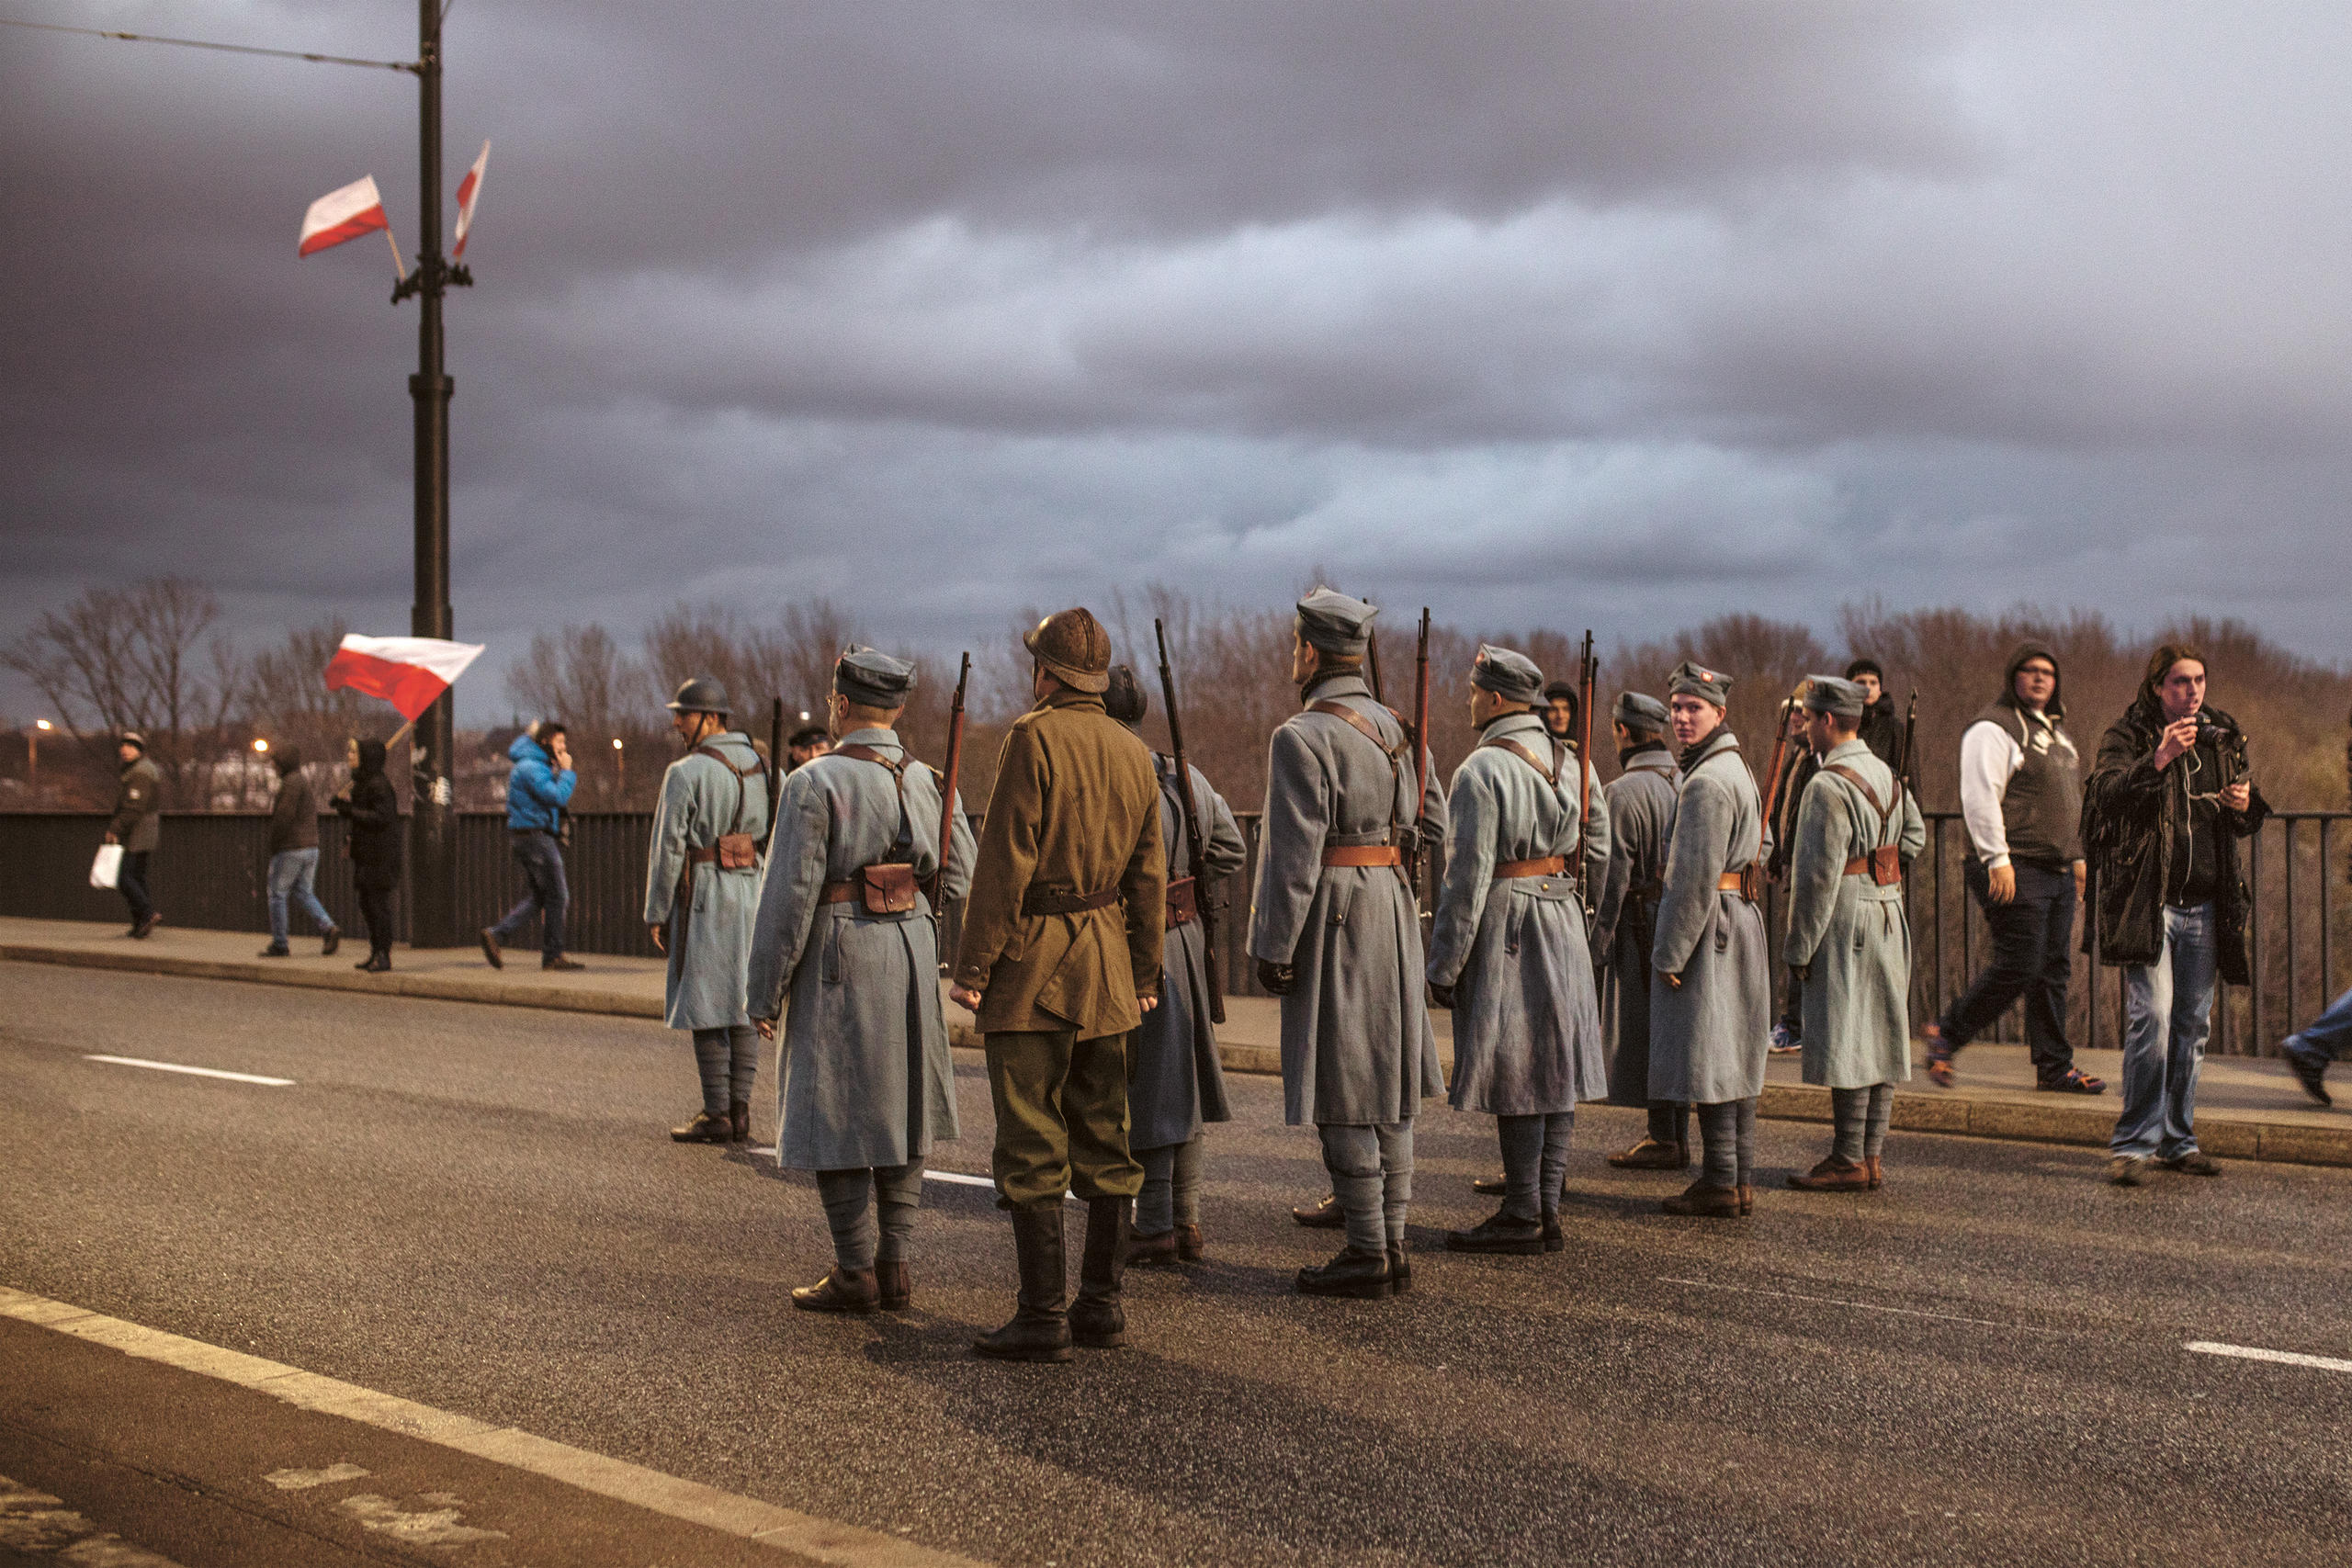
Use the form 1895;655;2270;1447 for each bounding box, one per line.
334;740;401;892
1594;748;1678;1106
1647;728;1770;1105
1127;756;1247;1151
643;731;771;1032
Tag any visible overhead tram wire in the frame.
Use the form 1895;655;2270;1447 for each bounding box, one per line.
0;17;418;73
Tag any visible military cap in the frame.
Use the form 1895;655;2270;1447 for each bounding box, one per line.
665;675;729;716
1023;607;1113;694
119;730;146;751
834;645;917;708
1103;664;1149;728
1472;645;1545;705
1667;660;1732;707
1295;587;1377;657
1803;674;1867;719
1614;691;1668;729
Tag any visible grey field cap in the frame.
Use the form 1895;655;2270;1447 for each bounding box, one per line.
834;645;917;708
1667;660;1733;707
1614;691;1669;728
1471;644;1545;704
1803;675;1868;719
1295;587;1377;657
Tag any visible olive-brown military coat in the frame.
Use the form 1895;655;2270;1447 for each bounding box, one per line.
952;687;1166;1039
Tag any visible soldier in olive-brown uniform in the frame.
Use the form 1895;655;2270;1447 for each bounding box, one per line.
951;608;1167;1362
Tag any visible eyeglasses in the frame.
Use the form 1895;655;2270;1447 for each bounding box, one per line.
2018;665;2057;680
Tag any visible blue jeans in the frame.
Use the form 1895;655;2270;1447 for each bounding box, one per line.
2285;986;2352;1066
266;848;336;947
489;830;568;959
2112;902;2218;1159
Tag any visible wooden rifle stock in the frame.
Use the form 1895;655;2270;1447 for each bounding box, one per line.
1575;630;1596;897
1758;694;1798;845
1155;618;1224;1024
932;654;970;907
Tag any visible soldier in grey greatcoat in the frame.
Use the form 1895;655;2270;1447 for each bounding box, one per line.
1649;661;1773;1219
1102;667;1248;1266
1781;676;1926;1193
1426;647;1611;1257
645;677;772;1146
1250;589;1447;1299
747;648;975;1314
1593;691;1689;1169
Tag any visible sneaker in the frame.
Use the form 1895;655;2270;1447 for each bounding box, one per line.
132;912;163;940
2163;1151;2223;1178
2108;1155;2150;1187
2037;1067;2107;1095
1769;1024;1802;1055
256;945;291;958
2282;1040;2333;1108
479;929;504;968
542;955;586;972
321;928;341;957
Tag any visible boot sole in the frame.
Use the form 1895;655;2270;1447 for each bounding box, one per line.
1070;1330;1127;1348
972;1341;1075;1362
1295;1277;1394;1300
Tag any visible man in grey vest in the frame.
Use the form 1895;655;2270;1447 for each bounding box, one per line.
748;648;974;1314
1250;589;1446;1298
645;677;771;1145
1649;661;1771;1218
1427;646;1611;1256
1924;642;2102;1094
1780;677;1925;1190
1595;691;1686;1168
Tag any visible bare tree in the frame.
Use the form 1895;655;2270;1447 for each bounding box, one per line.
241;615;383;800
1;576;244;807
503;624;656;809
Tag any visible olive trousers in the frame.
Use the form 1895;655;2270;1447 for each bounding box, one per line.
984;1028;1143;1208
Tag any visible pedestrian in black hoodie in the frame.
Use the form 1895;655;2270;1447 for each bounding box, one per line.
332;738;401;972
2083;643;2267;1185
1925;641;2103;1093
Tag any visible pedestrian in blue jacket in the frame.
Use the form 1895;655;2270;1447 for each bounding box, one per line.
481;721;584;971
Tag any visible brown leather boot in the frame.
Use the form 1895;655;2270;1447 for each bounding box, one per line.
1660;1181;1743;1218
1175;1223;1204;1261
670;1111;730;1144
1737;1184;1755;1216
1069;1197;1131;1348
1472;1172;1508;1195
728;1099;750;1144
1292;1193;1345;1228
1865;1156;1883;1190
1609;1139;1690;1170
1127;1229;1180;1268
1786;1156;1871;1192
876;1260;911;1311
973;1205;1074;1362
791;1267;878;1314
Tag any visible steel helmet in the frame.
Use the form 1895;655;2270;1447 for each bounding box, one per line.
665;676;729;716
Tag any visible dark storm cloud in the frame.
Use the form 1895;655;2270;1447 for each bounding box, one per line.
2;1;2346;726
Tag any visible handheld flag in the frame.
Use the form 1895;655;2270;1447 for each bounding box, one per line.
453;141;490;258
298;175;390;257
324;634;484;721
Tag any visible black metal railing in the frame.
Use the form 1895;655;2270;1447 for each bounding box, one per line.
7;808;2346;1054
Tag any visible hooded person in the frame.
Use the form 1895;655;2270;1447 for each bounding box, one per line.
1647;661;1771;1218
482;720;584;972
1591;691;1687;1168
748;648;977;1313
1923;641;2102;1094
1425;646;1611;1256
1844;658;1905;775
332;737;401;972
1250;588;1447;1298
644;677;772;1147
260;745;340;958
1779;677;1926;1191
1102;665;1248;1266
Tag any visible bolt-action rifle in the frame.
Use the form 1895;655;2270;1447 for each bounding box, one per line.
1894;689;1918;795
761;696;786;858
1410;608;1431;898
1576;629;1597;897
1154;619;1224;1024
929;654;970;907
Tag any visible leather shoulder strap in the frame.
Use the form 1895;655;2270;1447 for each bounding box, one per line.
1306;699;1408;842
1478;734;1566;787
832;743;914;857
693;742;755;837
1822;762;1899;837
1306;700;1403;760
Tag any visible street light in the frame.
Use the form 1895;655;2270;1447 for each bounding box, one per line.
29;719;52;784
612;736;625;798
252;738;270;754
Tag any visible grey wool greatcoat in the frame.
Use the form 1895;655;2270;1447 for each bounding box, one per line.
642;731;771;1032
746;727;977;1172
1128;755;1247;1152
1592;747;1679;1107
1781;739;1926;1090
1647;729;1772;1105
1425;712;1613;1116
1248;671;1448;1127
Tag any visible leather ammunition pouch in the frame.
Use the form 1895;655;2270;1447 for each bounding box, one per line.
820;863;919;914
1823;763;1905;887
1166;875;1199;927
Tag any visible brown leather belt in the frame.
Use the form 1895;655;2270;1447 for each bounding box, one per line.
819;881;860;904
1717;872;1746;891
1023;886;1120;918
1322;845;1403;868
1166;875;1198;927
1841;857;1872;877
1493;854;1567;881
687;845;720;866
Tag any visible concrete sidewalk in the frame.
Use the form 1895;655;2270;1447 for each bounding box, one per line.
5;915;2346;1166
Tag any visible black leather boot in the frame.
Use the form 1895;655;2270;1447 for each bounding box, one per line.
1386;1241;1411;1293
1295;1245;1392;1299
973;1205;1074;1362
728;1099;751;1144
1069;1196;1130;1348
1445;1206;1547;1255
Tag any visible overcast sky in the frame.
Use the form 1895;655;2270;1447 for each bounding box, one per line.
5;1;2347;722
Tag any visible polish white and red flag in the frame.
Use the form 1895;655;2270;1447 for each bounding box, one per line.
298;175;390;257
323;635;486;720
453;141;490;258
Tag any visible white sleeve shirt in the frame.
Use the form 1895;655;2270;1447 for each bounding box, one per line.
1958;718;2023;868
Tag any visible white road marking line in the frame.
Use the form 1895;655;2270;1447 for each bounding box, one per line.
1659;1276;2040;1332
84;1055;294;1087
2186;1340;2352;1376
748;1151;1070;1200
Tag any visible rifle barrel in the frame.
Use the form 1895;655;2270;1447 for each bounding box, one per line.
1155;618;1224;1024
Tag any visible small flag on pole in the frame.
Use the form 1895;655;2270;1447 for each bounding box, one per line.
453;141;490;258
298;175;390;257
324;635;485;721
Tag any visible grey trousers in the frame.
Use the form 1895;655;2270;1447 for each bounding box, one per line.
1831;1084;1894;1163
1697;1099;1758;1189
1136;1138;1204;1235
1497;1111;1574;1222
815;1163;923;1271
1318;1122;1413;1256
692;1024;759;1115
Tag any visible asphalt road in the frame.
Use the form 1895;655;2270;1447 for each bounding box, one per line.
4;959;2350;1568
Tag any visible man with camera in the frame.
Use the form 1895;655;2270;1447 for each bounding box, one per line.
2083;644;2269;1186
